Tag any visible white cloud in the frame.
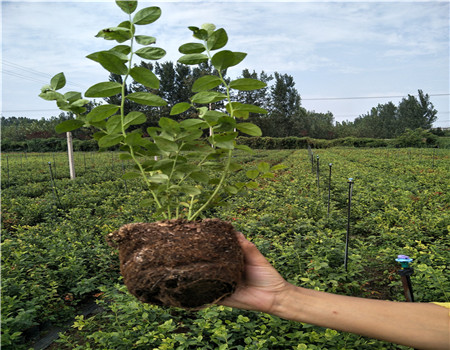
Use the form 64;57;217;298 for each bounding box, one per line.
2;1;448;126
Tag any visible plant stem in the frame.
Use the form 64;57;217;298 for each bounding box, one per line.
118;18;166;219
189;149;232;220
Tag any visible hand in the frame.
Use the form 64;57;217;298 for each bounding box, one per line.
219;232;290;314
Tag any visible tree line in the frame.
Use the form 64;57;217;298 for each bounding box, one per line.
2;60;442;142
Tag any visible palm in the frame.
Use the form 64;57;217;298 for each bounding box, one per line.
219;233;288;314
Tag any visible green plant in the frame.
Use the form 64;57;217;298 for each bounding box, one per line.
39;0;282;221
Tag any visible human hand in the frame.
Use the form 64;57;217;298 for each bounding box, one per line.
218;232;291;314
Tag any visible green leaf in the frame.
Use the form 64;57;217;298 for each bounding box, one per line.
106;115;122;134
179;43;205;54
135;47;166;60
181;185;201;196
246;181;259;189
135;35;156;45
129;67;159;89
85;82;122;98
126;92;167;106
225;185;238;195
124;132;146;146
133;6;161;25
55;119;84;133
98;134;124;148
178;54;209;65
211;50;247;71
178;129;203;142
95;27;132;43
235;144;254;153
200;110;226;125
110;44;131;55
170;102;191;115
189;171;209;183
39;91;65;102
180;119;208;129
271;164;287;171
159;117;180;134
215;116;236;132
246;169;259;179
70;98;89;107
122;171;141;180
229;162;243;171
236;122;262;136
207;28;228;50
258;162;271;173
148;173;169;184
87;104;119;123
211;132;238;149
153;136;178;152
188;26;209;40
153;159;174;172
64;91;82;103
119;153;133;160
50;72;66;90
146;127;160;138
116;1;137;14
201;23;216;34
192;75;222;92
227;102;268;114
87;51;128;75
191;91;227;104
230;78;267;91
124;111;146;127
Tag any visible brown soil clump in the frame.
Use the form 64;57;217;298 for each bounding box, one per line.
106;218;244;309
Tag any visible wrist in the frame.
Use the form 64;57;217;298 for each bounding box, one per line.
270;282;306;320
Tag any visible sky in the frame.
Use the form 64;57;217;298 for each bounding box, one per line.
1;0;449;128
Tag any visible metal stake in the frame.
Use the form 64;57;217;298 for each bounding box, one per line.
344;178;354;271
327;163;333;217
316;155;320;190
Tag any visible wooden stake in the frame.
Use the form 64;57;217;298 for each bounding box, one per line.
66;132;76;179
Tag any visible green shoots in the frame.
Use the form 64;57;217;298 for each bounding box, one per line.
39;0;283;221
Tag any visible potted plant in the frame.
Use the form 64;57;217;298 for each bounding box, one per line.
39;0;283;309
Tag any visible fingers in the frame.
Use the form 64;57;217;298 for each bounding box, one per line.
235;232;271;266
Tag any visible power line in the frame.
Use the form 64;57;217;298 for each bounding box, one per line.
2;59;86;89
3;70;51;85
302;93;450;101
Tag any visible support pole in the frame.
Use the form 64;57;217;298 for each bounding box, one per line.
66;132;76;179
327;163;332;217
344;178;354;271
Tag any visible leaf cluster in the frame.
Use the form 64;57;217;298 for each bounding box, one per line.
38;1;281;221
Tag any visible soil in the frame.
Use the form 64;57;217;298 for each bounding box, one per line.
106;218;244;310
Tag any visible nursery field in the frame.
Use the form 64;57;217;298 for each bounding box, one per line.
2;147;449;349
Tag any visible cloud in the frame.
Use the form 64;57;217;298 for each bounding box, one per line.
2;1;448;126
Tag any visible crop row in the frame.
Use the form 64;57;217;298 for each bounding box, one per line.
1;148;449;349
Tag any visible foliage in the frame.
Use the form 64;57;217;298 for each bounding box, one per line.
2;147;449;349
393;128;438;148
337;90;438;139
38;0;282;221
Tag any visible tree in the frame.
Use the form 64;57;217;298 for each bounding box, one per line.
397;90;437;131
266;72;304;137
306;111;335;139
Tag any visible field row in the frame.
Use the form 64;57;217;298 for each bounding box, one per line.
2;148;449;349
